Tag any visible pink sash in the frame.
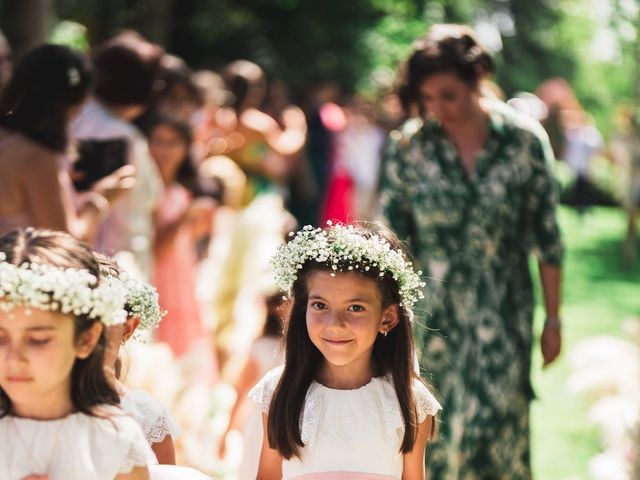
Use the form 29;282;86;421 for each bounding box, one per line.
290;473;396;480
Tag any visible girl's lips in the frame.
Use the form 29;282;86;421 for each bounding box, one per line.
323;338;353;345
6;376;32;382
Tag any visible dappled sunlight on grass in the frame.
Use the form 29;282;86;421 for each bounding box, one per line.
532;207;640;479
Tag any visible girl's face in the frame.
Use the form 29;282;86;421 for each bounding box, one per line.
418;72;479;126
0;308;101;418
149;123;189;180
306;271;397;380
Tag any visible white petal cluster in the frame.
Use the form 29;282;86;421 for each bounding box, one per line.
0;252;128;326
118;271;166;330
271;223;426;309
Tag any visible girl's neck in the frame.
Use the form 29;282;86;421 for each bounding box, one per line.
317;361;375;390
11;395;75;420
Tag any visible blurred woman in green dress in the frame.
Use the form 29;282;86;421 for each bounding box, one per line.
379;24;564;480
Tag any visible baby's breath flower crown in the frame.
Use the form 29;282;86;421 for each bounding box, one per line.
118;271;165;330
271;223;426;309
0;252;127;326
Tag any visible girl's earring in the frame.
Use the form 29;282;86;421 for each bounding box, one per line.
121;340;126;346
382;329;388;337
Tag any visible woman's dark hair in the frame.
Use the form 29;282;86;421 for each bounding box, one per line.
92;30;163;107
147;114;199;193
0;44;92;152
0;228;120;418
267;223;426;459
405;24;494;107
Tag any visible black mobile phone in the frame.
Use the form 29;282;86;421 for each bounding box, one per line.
72;138;127;191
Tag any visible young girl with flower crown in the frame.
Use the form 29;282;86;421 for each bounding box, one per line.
0;228;155;480
250;222;442;480
95;253;181;466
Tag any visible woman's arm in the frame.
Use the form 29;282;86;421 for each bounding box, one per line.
402;415;434;480
539;262;562;367
256;412;283;480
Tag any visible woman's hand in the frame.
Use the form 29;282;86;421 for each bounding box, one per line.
541;321;562;367
90;165;136;206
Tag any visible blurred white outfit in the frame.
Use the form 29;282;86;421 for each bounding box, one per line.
249;366;441;479
238;336;284;480
0;409;155;480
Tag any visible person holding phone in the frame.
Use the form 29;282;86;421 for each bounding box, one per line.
0;44;134;240
71;31;165;281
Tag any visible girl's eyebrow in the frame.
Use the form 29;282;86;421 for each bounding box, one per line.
308;294;373;303
25;326;56;331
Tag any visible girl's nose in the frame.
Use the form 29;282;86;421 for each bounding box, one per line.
4;342;27;364
327;310;347;328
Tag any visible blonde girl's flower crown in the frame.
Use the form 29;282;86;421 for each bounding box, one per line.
0;252;127;326
117;271;166;330
271;222;426;309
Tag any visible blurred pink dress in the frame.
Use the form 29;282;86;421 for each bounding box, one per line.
153;184;203;357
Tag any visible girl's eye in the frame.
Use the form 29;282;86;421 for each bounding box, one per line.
348;305;365;312
310;302;327;310
28;338;51;346
442;92;457;102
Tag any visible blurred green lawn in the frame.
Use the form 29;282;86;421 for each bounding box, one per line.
532;206;640;479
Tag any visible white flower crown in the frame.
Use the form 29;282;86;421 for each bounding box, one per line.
0;252;127;326
271;223;426;309
118;271;166;331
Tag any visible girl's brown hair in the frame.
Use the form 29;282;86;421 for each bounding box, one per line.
0;228;119;417
267;223;431;459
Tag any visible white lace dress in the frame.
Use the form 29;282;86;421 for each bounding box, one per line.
120;389;181;446
0;408;156;480
249;366;442;480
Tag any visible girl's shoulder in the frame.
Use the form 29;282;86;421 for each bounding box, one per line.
364;375;441;423
248;365;284;412
409;377;442;422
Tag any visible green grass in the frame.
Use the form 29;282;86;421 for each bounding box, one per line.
531;207;640;479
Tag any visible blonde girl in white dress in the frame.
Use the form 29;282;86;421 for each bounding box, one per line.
250;223;442;480
0;228;154;480
96;253;181;466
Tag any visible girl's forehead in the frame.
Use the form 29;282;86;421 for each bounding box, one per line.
306;271;381;299
0;307;71;330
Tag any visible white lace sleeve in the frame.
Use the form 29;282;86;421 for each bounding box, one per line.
412;378;442;423
248;365;284;413
121;389;181;444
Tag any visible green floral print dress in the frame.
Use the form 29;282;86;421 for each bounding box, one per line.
379;100;564;480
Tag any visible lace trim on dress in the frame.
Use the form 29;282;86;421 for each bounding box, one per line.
118;439;152;474
248;365;283;413
146;414;181;444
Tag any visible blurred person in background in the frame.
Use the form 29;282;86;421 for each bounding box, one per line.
191;69;235;162
262;77;315;227
71;31;164;281
338;95;386;220
222;60;306;204
149;114;216;358
379;24;564;479
0;30;11;96
217;292;285;480
0;44;133;239
609;103;640;265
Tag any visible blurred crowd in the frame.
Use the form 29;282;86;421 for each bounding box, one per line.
0;25;638;478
